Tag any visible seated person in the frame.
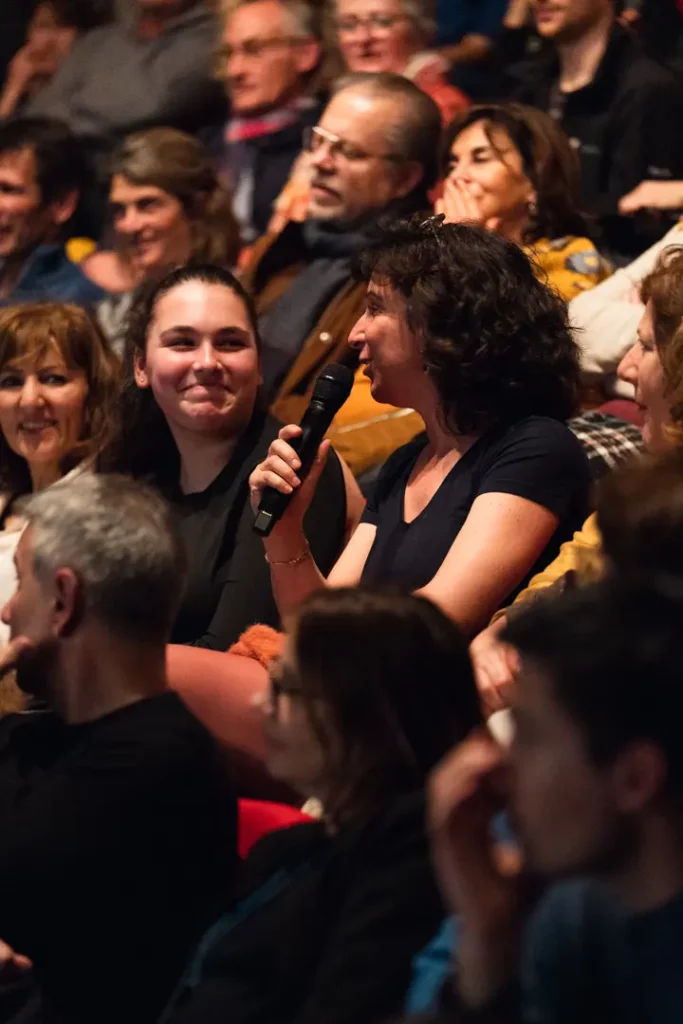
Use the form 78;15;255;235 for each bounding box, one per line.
510;0;683;264
103;263;362;651
0;302;119;661
472;243;683;710
249;217;590;639
82;126;241;353
437;102;609;302
212;0;325;243
0;117;106;306
0;0;113;120
435;0;508;98
242;71;443;477
334;0;470;123
25;0;224;145
163;585;482;1024
0;474;237;1024
430;576;683;1021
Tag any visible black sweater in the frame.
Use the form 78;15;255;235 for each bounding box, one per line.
167;791;446;1024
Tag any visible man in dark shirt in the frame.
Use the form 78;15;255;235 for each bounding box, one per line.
511;0;683;262
429;577;683;1022
0;117;106;305
0;474;238;1024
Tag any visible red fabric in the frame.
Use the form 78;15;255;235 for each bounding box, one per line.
238;799;312;858
598;399;644;427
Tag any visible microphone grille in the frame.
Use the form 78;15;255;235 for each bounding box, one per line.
311;363;354;408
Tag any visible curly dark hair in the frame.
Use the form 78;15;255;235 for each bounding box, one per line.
100;263;261;482
355;215;581;435
441;103;590;246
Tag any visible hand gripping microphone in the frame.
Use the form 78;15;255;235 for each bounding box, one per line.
253;363;354;537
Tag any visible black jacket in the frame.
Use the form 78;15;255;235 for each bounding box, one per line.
511;24;683;261
204;101;323;240
166;791;446;1024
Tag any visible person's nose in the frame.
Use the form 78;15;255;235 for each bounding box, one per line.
193;341;221;372
1;591;14;627
348;315;366;352
617;340;640;386
18;376;45;410
309;141;335;173
116;206;144;237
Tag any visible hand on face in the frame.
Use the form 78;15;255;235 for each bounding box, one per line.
435;177;502;233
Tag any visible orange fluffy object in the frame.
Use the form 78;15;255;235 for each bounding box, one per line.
229;625;285;670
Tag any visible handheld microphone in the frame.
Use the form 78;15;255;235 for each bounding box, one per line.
253;363;354;537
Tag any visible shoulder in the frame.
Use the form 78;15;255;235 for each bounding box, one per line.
80;250;132;293
486;416;586;463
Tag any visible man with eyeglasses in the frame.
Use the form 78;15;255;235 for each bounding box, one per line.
242;72;441;479
212;0;324;241
334;0;470;124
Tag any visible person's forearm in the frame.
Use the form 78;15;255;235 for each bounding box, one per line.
264;528;327;619
439;34;493;66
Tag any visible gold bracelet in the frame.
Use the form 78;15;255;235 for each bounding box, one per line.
265;546;311;567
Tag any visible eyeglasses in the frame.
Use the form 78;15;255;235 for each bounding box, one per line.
220;35;302;61
335;13;405;35
303;125;401;164
268;662;305;715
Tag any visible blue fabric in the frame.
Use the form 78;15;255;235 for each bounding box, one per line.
435;0;508;46
405;813;517;1013
524;880;683;1024
0;244;106;307
406;918;457;1014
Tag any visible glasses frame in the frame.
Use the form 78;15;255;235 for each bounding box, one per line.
302;125;402;165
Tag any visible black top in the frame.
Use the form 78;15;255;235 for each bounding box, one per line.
167;791;446;1024
0;693;237;1024
510;23;683;261
361;416;589;602
167;410;348;650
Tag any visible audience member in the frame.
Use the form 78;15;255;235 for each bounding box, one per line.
0;118;106;306
242;72;442;477
163;586;481;1024
437;102;608;301
0;302;119;660
429;578;683;1021
472;244;683;710
0;473;238;1023
249;217;589;638
511;0;683;263
25;0;225;148
0;0;113;120
104;263;360;649
334;0;470;123
212;0;325;242
81;127;241;352
435;0;508;99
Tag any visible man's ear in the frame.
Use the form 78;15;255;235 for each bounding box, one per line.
50;189;80;229
133;350;149;389
392;161;427;202
611;741;669;815
52;568;85;639
293;37;322;77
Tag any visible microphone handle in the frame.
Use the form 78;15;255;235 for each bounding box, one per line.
253;400;333;537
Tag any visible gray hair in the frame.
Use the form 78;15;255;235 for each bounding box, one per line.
334;0;436;43
23;474;187;644
223;0;324;39
332;71;442;190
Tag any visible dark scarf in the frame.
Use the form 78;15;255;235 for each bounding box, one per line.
258;218;375;399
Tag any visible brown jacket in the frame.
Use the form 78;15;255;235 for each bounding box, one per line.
242;223;423;477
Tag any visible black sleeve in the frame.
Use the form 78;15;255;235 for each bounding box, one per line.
293;797;446;1024
187;449;347;651
597;74;683;217
476;420;589;521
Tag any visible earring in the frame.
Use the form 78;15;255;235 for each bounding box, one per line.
528;199;538;218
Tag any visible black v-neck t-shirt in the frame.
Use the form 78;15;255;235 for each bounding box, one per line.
166;411;347;650
361;416;589;603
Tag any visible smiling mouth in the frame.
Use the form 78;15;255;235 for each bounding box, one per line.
19;421;56;432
